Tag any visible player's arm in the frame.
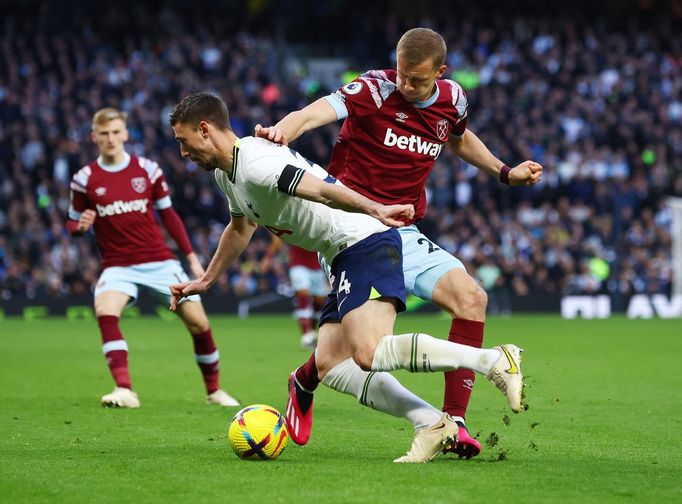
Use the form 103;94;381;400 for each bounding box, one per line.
157;207;204;278
169;216;258;311
277;166;414;228
447;129;542;186
255;98;338;145
65;182;96;236
260;235;283;272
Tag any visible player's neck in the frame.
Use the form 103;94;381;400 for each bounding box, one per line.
100;151;127;166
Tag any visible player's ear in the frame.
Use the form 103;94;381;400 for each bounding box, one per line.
122;127;129;142
198;121;210;138
436;64;446;78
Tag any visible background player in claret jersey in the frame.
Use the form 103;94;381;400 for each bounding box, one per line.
167;91;524;463
67;107;240;409
256;27;542;458
261;242;329;348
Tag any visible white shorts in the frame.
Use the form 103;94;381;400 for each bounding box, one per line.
289;265;330;297
95;259;200;304
320;225;464;301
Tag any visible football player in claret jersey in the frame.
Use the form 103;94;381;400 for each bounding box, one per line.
67;107;240;408
167;92;524;463
261;242;329;348
256;27;542;458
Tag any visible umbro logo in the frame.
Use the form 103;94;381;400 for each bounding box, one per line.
95;187;107;196
396;112;408;123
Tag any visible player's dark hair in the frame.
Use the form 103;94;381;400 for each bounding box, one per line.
169;92;232;131
397;28;446;69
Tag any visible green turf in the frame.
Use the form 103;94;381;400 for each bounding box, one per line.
1;314;681;503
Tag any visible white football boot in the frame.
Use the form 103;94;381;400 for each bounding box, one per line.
487;344;523;413
300;331;317;349
207;389;240;407
101;387;140;408
394;412;458;463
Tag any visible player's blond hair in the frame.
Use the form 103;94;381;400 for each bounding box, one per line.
92;108;127;130
396;28;447;70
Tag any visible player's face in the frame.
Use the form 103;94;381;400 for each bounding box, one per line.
92;119;128;159
396;55;446;103
172;122;216;171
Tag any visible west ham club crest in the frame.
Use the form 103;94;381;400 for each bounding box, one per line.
436;119;449;141
131;177;147;193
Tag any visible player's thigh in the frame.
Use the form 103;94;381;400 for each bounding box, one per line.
175;299;210;333
341;299;398;370
94;290;131;316
399;225;465;301
431;267;487;318
315;322;353;379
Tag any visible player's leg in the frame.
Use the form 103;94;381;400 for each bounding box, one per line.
290;266;316;348
340;299;523;414
401;225;487;457
429;267;487;457
94;269;139;408
147;259;239;406
287;309;455;462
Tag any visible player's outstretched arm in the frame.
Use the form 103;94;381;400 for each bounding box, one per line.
448;129;543;186
290;171;414;227
254;98;338;145
169;216;257;311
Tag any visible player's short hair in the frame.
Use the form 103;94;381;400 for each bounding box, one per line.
169;92;232;131
92;108;127;130
396;28;447;70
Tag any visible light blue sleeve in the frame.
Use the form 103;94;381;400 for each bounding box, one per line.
324;94;348;120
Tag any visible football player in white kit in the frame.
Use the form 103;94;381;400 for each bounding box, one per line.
167;92;524;463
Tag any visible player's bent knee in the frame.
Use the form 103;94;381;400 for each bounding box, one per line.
351;345;376;372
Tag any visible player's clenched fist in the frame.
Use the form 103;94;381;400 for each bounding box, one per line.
78;209;97;233
509;161;543;186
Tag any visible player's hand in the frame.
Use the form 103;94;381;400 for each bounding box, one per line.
78;209;97;232
374;204;414;228
169;279;208;311
509;161;543;186
186;252;205;279
254;124;289;146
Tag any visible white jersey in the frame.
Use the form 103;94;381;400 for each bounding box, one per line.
214;137;388;264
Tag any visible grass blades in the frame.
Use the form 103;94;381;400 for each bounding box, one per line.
1;315;681;503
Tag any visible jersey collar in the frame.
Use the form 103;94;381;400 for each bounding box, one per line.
98;152;131;172
412;84;440;109
229;138;241;183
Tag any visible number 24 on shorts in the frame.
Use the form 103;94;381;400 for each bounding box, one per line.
338;271;351;294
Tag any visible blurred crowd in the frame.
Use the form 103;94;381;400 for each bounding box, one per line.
1;1;681;307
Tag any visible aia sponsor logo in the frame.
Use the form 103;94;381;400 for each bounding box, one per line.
131;177;147;193
436;119;449;140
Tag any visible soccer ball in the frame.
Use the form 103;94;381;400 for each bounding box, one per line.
228;404;288;460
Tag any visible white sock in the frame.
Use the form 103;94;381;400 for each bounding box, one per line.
322;358;442;429
371;333;501;375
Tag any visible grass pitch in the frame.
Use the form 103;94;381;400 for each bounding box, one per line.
1;314;681;503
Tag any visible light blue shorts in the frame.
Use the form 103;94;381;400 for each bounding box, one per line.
399;225;465;300
319;225;464;301
289;265;330;297
94;259;200;304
